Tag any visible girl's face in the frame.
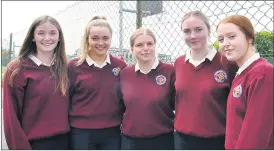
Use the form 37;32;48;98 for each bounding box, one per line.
181;16;209;51
132;34;156;63
88;26;111;57
34;22;59;53
217;22;250;63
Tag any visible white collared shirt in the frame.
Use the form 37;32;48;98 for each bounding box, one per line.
28;54;55;67
236;53;260;76
86;54;111;68
185;48;217;67
135;58;160;74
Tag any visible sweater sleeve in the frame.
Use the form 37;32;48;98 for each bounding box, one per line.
116;68;126;114
68;63;76;102
169;68;176;110
235;75;273;149
3;66;32;149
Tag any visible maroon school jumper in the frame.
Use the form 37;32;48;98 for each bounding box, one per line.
174;52;238;137
119;62;175;138
3;57;70;150
68;55;127;129
225;57;273;149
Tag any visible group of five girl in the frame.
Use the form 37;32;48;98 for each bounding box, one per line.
3;10;273;150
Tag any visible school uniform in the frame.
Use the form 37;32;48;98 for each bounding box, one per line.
174;48;238;149
68;54;127;149
225;53;273;150
3;54;70;150
118;59;175;150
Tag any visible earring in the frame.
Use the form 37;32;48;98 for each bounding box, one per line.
32;39;35;42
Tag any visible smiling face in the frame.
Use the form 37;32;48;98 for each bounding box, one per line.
181;16;210;51
88;26;111;57
33;22;59;53
132;34;156;63
217;22;250;63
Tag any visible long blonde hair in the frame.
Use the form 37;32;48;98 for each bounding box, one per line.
76;16;112;66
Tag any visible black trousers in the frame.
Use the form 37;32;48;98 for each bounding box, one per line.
29;133;69;150
70;126;121;150
121;132;174;150
174;131;225;150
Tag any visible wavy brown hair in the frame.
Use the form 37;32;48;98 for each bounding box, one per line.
6;15;68;96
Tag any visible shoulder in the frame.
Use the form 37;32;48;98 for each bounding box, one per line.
6;59;20;72
158;62;174;72
6;57;32;73
120;64;135;75
219;53;238;72
174;55;186;67
249;58;273;78
68;57;80;68
174;55;186;63
4;58;30;86
110;55;127;69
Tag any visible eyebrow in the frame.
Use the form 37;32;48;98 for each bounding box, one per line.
224;32;237;35
36;29;58;32
183;26;203;30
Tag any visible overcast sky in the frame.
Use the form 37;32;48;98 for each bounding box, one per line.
1;1;272;57
2;1;77;38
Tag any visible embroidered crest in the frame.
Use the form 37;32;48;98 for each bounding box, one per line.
233;84;242;98
214;70;227;83
112;67;121;76
155;75;166;85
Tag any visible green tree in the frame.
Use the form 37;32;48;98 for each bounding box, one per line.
1;49;9;66
255;31;273;64
211;41;219;51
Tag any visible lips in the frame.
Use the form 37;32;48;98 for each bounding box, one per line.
142;53;151;55
225;49;234;52
96;47;106;51
142;53;151;57
41;43;53;46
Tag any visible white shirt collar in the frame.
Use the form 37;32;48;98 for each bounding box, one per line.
135;58;159;74
236;53;260;76
185;47;217;62
185;47;217;67
86;54;111;68
28;54;55;67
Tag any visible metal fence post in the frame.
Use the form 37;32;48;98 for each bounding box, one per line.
136;0;142;29
9;33;13;62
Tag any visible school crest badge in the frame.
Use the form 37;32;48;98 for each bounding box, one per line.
112;67;121;76
233;84;242;98
155;75;166;85
214;70;227;83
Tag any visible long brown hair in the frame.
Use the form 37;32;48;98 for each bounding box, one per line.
6;15;68;96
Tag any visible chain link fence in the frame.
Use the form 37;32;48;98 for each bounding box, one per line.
5;1;274;65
